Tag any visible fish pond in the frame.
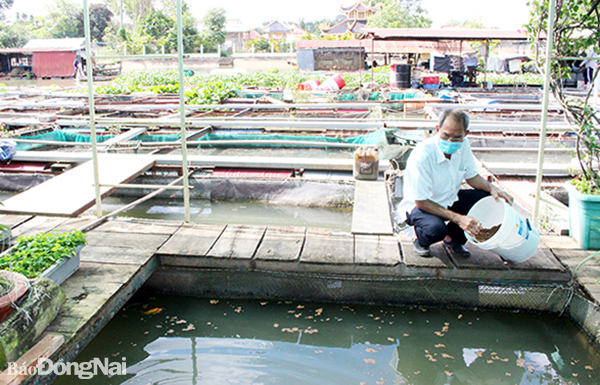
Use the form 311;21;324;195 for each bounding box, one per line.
54;291;600;385
88;196;353;232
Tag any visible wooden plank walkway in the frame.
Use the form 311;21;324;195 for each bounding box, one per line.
3;215;600;385
351;180;394;235
98;127;147;150
0;155;155;217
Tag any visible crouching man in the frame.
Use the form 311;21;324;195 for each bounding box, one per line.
398;109;513;258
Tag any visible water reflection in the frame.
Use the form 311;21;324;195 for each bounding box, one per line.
55;294;600;385
95;197;353;232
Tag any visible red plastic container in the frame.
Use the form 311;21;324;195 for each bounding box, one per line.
296;79;321;91
422;76;440;84
317;74;345;91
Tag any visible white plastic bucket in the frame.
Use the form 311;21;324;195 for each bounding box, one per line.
465;196;539;263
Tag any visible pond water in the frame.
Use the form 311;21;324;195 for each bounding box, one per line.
88;197;353;232
54;292;600;385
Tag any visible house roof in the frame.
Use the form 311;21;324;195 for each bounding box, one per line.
321;19;367;35
23;38;86;51
361;28;531;41
296;39;474;56
0;37;87;54
340;1;380;14
261;20;292;34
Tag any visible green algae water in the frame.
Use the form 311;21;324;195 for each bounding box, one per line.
54;292;600;385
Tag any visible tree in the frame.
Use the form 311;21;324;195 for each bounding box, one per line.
367;0;431;28
0;0;12;16
165;13;198;53
90;3;114;42
0;12;33;48
40;0;84;38
158;0;199;53
140;10;174;43
201;7;226;48
527;0;600;192
105;0;153;29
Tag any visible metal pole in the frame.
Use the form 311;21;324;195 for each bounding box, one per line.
176;0;191;223
83;0;102;217
533;0;556;227
371;38;374;84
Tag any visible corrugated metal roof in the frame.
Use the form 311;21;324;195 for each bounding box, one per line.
296;39;472;55
361;28;530;41
23;38;85;51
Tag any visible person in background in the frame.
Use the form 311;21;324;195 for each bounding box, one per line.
582;47;598;89
73;57;80;78
398;109;514;258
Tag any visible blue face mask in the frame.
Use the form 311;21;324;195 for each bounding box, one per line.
438;137;464;155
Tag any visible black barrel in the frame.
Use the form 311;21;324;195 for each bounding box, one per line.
394;64;411;88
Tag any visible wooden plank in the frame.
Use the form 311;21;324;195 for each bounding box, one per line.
0;155;155;217
501;180;569;236
352;180;393;235
98;127;147;148
0;214;32;229
14;151;391;172
504;247;566;272
355;234;400;265
80;245;155;265
254;226;305;261
10;216;70;239
550;248;599;278
52;217;99;233
0;334;64;385
85;232;171;251
450;242;508;270
301;228;354;264
157;224;225;256
399;236;454;268
207;225;266;259
481;161;574;176
540;235;580;249
94;218;182;235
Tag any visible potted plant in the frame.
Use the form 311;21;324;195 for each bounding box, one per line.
528;0;600;249
0;230;87;284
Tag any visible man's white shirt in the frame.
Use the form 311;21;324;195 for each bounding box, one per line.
397;136;479;221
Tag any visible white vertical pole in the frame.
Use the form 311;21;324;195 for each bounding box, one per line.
83;0;102;217
533;0;557;227
176;0;190;223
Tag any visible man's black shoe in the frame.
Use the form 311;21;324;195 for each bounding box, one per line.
443;240;471;258
413;239;431;257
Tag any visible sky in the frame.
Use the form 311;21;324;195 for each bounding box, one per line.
7;0;532;30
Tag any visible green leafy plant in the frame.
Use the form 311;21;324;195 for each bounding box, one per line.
528;0;600;194
0;230;87;279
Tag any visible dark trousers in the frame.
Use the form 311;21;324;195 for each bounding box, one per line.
584;67;594;84
406;189;490;247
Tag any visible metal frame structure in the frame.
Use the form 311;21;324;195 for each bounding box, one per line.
82;0;192;222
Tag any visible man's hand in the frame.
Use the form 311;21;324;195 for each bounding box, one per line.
454;213;482;237
490;184;514;206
